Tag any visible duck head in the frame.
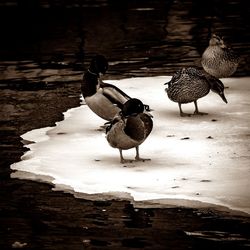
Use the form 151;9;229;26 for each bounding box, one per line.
89;55;109;77
209;34;226;48
122;98;145;117
209;77;228;103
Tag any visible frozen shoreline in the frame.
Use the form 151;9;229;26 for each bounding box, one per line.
11;76;250;215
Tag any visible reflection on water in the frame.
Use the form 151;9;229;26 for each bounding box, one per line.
0;0;249;85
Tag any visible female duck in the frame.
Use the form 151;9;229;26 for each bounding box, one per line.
165;67;228;117
201;34;240;78
81;55;131;121
106;98;153;164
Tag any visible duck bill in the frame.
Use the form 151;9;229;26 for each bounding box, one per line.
220;93;228;103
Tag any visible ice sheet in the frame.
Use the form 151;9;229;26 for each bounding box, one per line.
11;76;250;214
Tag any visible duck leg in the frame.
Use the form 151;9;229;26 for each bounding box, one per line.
119;149;134;164
193;100;208;115
178;103;191;117
135;146;151;162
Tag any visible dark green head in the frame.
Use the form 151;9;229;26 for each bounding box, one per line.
122;98;144;117
89;55;109;76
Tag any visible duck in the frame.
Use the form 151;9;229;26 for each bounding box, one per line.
106;98;153;163
164;67;228;117
81;55;131;121
81;55;150;122
201;34;240;78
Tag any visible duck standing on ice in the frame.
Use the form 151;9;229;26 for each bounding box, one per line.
164;67;228;117
81;55;131;121
106;98;153;163
201;34;240;78
81;55;150;121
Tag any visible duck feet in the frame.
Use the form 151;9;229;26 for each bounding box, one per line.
178;103;192;117
120;157;151;164
119;148;151;164
193;101;208;116
120;158;135;164
119;150;136;164
135;147;151;162
180;112;192;117
193;111;208;116
135;156;151;162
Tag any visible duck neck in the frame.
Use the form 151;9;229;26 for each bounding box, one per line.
81;71;99;97
88;69;99;77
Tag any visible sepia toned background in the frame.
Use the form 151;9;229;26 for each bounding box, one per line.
0;0;250;249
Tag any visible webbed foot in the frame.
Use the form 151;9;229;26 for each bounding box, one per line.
180;112;192;117
120;158;135;164
135;156;151;162
193;111;208;116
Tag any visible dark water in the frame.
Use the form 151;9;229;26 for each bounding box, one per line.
1;0;250;249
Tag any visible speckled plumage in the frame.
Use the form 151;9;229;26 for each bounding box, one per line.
201;34;240;78
165;67;227;116
166;68;210;104
106;99;153;163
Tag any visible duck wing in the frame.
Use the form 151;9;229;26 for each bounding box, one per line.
124;114;153;142
139;113;153;138
100;82;131;109
222;47;240;62
124;116;145;142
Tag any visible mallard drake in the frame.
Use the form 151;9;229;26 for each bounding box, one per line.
201;34;240;78
81;55;150;121
164;67;228;117
106;98;153;163
81;55;131;121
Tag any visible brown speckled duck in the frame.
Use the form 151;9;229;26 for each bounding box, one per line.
106;98;153;163
164;67;228;117
201;34;240;78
